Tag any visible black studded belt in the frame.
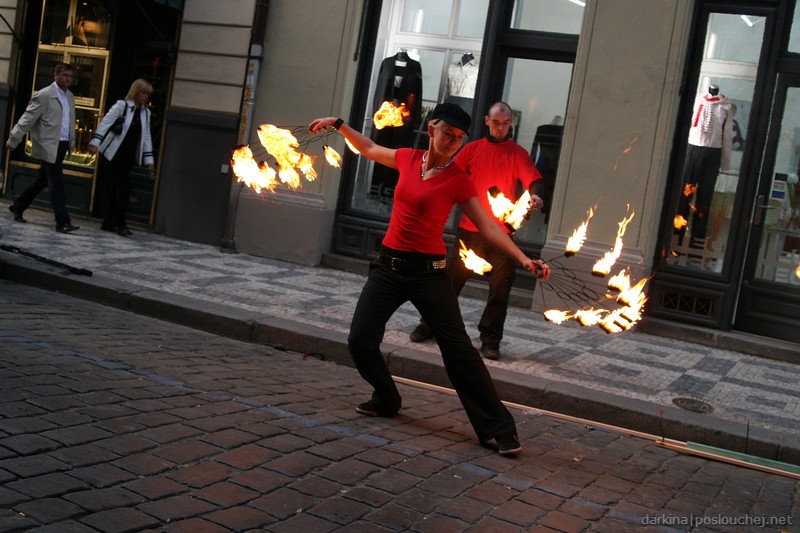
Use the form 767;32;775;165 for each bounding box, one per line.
377;253;447;273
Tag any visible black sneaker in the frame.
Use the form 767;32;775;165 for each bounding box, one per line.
409;323;434;342
355;400;380;417
8;204;26;223
355;399;397;418
480;343;500;360
496;432;522;456
56;223;80;234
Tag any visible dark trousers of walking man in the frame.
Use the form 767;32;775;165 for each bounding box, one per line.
11;141;73;228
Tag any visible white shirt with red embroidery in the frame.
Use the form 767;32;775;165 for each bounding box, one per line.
688;91;734;170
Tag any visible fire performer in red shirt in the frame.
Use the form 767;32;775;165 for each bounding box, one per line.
308;103;549;456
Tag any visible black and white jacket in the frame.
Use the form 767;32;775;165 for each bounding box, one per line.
90;99;154;166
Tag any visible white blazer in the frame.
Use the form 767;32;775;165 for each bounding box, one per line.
7;82;76;164
90;99;154;167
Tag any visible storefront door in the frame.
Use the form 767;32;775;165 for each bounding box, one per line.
735;74;800;342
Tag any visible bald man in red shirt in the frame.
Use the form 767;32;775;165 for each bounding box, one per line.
410;101;544;360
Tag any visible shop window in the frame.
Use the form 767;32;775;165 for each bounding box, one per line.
347;0;489;217
17;0;113;167
510;0;584;34
664;13;765;274
501;58;572;244
400;0;454;35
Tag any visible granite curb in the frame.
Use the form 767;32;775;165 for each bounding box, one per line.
2;248;799;468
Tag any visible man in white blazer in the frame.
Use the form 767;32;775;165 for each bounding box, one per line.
6;62;79;233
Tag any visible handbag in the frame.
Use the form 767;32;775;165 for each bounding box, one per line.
109;104;127;135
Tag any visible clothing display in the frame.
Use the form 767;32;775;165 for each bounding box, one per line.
446;54;479;100
677;86;734;242
369;52;423;204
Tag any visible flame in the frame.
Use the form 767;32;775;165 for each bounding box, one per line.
617;277;648;308
544;309;573;324
324;145;342;168
344;137;360;154
599;308;629;334
459;240;493;275
256;124;317;189
592;211;635;276
796;263;800;279
231;146;278;193
487;190;531;230
575;308;606;326
674;215;688;231
373;101;410;129
565;207;594;256
599;290;648;333
683;183;697;196
600;297;648;334
607;269;630;293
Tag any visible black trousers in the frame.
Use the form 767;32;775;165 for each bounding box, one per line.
101;154;133;230
677;145;721;240
446;229;515;346
348;259;517;442
14;141;71;226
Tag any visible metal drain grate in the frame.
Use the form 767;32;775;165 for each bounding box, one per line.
672;397;714;413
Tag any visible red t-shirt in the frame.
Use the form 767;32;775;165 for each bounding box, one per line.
454;137;542;233
382;148;477;255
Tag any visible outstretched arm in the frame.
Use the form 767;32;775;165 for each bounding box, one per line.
460;196;550;280
308;117;397;169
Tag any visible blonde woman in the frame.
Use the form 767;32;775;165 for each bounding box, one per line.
89;78;155;237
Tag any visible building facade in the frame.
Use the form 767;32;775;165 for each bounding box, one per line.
1;0;799;355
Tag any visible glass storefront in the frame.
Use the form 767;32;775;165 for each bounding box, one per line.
664;13;765;274
501;58;572;245
348;0;490;218
334;0;584;263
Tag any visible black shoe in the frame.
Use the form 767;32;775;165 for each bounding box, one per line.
480;343;500;360
56;223;80;234
355;400;397;418
495;432;522;456
409;323;434;343
8;204;26;223
116;228;133;237
100;223;115;232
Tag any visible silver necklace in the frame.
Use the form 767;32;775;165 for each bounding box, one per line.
420;151;453;178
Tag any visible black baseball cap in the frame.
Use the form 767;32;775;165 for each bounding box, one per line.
430;102;471;133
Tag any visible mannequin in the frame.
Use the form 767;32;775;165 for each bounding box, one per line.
369;50;423;203
446;52;479;114
676;84;733;247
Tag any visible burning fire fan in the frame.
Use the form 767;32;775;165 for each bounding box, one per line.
231;124;354;194
538;206;651;334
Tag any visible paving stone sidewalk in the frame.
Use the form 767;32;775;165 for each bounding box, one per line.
0;205;799;466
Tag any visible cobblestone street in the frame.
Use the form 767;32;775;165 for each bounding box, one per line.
0;281;797;532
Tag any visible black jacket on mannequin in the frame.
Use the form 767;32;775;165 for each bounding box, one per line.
369;52;423;203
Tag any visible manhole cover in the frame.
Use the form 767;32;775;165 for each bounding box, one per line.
672;397;714;413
